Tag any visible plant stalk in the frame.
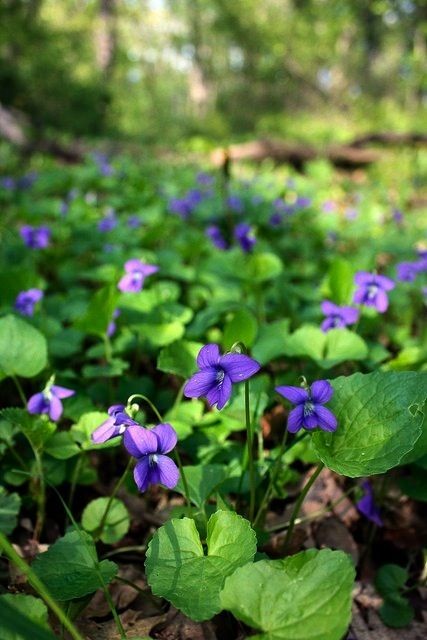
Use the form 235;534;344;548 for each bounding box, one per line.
283;462;324;553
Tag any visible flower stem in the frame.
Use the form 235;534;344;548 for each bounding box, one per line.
95;458;133;542
11;374;26;407
0;532;85;640
245;380;256;523
32;448;46;541
283;462;324;553
253;427;289;529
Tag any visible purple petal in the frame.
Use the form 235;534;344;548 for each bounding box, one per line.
375;274;395;291
314;405;338;432
287;405;304;433
310;380;333;404
352;288;365;305
354;271;373;286
341;306;359;324
51;385;75;399
321;317;336;332
183;369;217;398
215;374;232;410
108;404;126;416
275;385;308;404
118;273;142;293
220;353;260;383
155;454;180;489
151;423;177;454
321;300;339;315
373;289;389;313
27;392;48;415
48;396;63;421
134;457;151;492
196;344;220;369
91;417;120;444
124;426;158;458
140;264;159;277
124;258;144;273
303;413;318;429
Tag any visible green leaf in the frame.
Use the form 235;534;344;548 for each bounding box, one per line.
252;319;290;364
246;252;283;283
313;371;427;477
44;431;80;459
175;465;227;508
0;594;52;640
135;320;185;346
157;340;202;378
74;285;118;337
0;487;21;534
282;325;368;367
32;530;118;600
82;497;130;543
326;258;355;305
222;308;258;351
398;468;427;501
0;315;47;378
71;411;120;450
1;409;56;452
379;594;414;628
164;400;204;439
145;510;256;621
375;565;414;628
375;564;408;596
220;549;355;640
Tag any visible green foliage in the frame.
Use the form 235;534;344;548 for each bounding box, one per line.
145;511;257;621
175;464;228;508
0;594;52;640
282;325;368;368
0;487;21;535
313;372;427;477
32;530;118;600
0;315;47;379
222;307;258;350
157;340;203;378
326;258;355;305
74;286;118;338
1;409;56;452
375;564;414;628
221;549;355;640
82;497;130;544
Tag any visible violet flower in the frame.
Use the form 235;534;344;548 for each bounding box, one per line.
107;309;121;337
234;223;256;253
123;423;179;492
226;194;244;213
118;259;158;293
91;404;137;444
353;272;395;312
356;480;383;527
98;208;117;232
20;225;51;249
184;344;260;410
27;384;75;421
396;262;420;282
321;300;359;332
275;380;337;433
206;225;228;250
14;289;44;317
127;215;141;228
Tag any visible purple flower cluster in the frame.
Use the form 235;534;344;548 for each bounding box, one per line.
20;225;51;249
320;300;359;332
353;272;395;313
118;259;158;293
184;344;260;410
14;289;44;317
226;194;244;214
396;251;427;283
98;208;117;232
93;152;114;177
276;380;337;433
234;223;256;253
91;405;179;493
169;189;204;219
27;384;75;421
206;225;228;250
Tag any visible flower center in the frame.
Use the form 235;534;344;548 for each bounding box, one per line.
304;401;315;416
367;284;378;299
332;314;342;326
149;454;158;467
216;369;225;383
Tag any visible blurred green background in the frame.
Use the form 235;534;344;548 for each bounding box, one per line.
0;0;425;148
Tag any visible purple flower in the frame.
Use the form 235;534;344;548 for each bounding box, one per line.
169;189;203;219
1;177;16;190
20;225;51;249
206;225;228;250
345;208;358;220
98;208;117;232
27;384;75;421
226;195;244;213
269;212;283;226
353;272;395;312
93;152;114;177
295;196;311;209
91;404;137;444
234;223;256;253
127;214;141;228
275;380;337;434
320;300;359;332
14;289;44;317
184;344;260;410
322;200;336;214
356;480;383;527
196;172;215;187
107;309;121;337
123;423;179;492
118;259;158;293
392;208;404;224
396;261;420;283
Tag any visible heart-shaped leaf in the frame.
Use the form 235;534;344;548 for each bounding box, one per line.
0;315;47;379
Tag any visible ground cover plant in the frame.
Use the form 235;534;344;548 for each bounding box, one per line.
0;149;426;639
